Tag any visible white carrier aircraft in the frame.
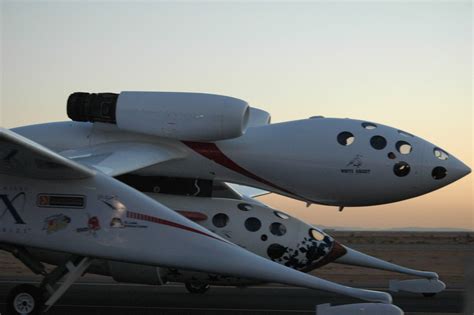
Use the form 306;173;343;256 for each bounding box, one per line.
0;92;470;315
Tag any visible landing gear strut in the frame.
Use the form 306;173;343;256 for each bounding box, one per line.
2;246;91;314
185;281;210;294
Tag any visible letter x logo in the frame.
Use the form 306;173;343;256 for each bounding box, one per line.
0;193;26;224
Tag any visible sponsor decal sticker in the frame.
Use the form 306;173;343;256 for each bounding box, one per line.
110;217;124;228
100;195;127;212
36;194;85;209
0;192;26;224
43;214;71;234
38;195;49;206
346;154;363;168
110;216;147;229
77;215;101;236
341;155;371;174
0;227;31;234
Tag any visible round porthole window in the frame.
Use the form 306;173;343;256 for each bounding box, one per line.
433;148;449;160
237;203;253;211
398;130;414;137
432;167;447;180
309;228;325;241
393;161;411;177
245;217;262;232
267;244;286;259
274;211;290;220
337;132;355;146
270;222;287;236
361;122;377;130
396;141;412;155
212;213;229;228
370;136;387;150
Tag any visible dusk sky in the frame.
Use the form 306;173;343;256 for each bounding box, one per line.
1;1;472;229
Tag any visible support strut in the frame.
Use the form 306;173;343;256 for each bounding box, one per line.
42;256;92;311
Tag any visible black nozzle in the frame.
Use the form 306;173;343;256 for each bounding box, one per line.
67;92;119;124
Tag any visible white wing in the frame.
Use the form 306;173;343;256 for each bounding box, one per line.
226;183;270;198
60;142;184;177
0;128;94;179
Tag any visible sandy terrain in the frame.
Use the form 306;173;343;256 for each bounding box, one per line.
312;231;473;289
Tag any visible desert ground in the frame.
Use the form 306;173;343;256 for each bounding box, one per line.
312;231;473;289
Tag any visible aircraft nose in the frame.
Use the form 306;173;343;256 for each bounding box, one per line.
295;229;348;272
426;146;471;185
450;159;471;180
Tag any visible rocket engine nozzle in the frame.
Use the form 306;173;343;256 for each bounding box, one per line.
67;92;118;124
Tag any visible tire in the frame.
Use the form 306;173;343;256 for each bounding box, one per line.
422;292;437;298
6;284;44;315
185;281;210;294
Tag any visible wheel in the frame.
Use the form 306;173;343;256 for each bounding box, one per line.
185;281;210;294
422;292;437;298
6;284;44;315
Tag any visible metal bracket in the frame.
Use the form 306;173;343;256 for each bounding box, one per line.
43;256;92;311
0;244;46;275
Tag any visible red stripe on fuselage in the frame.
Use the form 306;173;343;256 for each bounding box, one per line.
176;210;208;222
182;141;294;195
126;211;225;243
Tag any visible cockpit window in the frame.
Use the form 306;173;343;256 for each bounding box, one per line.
361;122;377;130
270;222;287;236
274;211;290;219
267;244;286;259
398;130;414;137
370;136;387;150
212;213;229;228
237;203;253;211
337;132;355;146
309;228;325;241
434;148;449;160
396;141;412;155
245;217;261;232
393;161;411;177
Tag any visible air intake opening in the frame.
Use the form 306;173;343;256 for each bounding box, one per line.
67;92;118;123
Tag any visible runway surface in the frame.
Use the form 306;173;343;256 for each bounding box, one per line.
0;280;465;315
